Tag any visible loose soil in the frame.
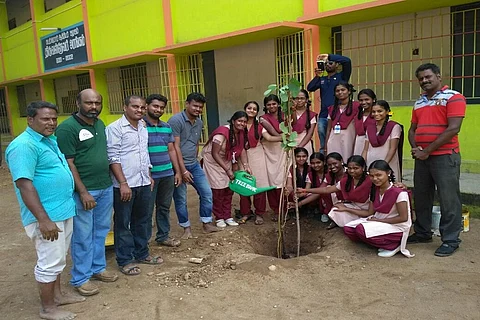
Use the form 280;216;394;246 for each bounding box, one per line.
0;166;479;320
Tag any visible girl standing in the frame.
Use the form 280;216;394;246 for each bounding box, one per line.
344;160;414;258
260;94;286;221
238;101;269;225
353;89;377;155
362;100;403;181
299;155;372;229
292;89;317;157
326;81;360;161
202;111;250;228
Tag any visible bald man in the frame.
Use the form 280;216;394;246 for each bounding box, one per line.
56;89;118;296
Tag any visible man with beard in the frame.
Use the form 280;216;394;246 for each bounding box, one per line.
408;63;466;257
56;89;118;296
144;94;182;247
168;93;220;239
307;53;352;154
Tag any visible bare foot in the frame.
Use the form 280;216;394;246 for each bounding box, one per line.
203;223;222;233
40;307;76;320
180;227;195;239
55;292;85;306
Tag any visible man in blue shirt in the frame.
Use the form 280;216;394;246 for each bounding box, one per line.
307;53;352;153
6;101;84;320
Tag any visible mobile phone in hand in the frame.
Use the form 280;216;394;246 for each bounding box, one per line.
316;60;325;71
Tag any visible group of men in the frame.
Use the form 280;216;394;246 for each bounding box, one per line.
5;57;466;319
6;90;219;319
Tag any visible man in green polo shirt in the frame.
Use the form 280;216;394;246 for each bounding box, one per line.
56;89;118;297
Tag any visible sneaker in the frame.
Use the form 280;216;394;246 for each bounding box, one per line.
407;233;433;244
434;243;458;257
76;280;99;296
377;246;400;258
225;218;239;226
216;219;227;228
320;214;329;223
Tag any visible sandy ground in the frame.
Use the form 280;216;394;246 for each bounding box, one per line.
0;165;479;320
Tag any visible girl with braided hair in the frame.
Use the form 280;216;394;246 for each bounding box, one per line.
343;160;414;258
238;101;272;225
325;81;361;161
259;94;287;221
292;89;317;157
361;100;403;181
298;155;372;229
202;111;250;228
354;89;377;155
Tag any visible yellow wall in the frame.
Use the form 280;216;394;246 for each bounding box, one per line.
318;0;376;12
1;24;37;79
87;0;166;61
170;0;303;43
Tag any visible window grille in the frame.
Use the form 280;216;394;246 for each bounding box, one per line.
53;73;91;115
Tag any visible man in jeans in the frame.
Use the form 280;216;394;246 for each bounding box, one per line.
56;89;117;296
144;94;182;247
168;92;220;239
407;63;466;257
307;53;351;153
106;95;161;276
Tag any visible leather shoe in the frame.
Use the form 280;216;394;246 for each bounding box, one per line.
76;280;99;296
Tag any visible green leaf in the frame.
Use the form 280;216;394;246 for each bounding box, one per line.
281;133;287;145
268;84;277;91
263;88;273;96
289;131;298;141
280;91;288;103
287;141;298;147
289;78;302;98
279;122;289;134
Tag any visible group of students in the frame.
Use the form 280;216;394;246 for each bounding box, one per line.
201;83;413;258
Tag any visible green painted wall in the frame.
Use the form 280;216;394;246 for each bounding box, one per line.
1;25;37;79
318;0;376;12
88;0;166;61
170;0;303;43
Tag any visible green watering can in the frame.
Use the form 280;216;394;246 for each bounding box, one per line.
229;171;276;197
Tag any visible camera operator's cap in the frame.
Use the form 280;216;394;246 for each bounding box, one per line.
229;171;276;197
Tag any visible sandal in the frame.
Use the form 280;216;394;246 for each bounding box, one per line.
119;264;141;276
326;221;338;230
238;215;251;224
254;215;264;225
137;255;164;265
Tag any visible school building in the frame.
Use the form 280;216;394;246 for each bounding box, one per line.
0;0;479;171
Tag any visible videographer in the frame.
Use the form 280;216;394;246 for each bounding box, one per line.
307;53;352;153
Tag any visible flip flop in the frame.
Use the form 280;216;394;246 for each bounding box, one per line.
137;256;164;265
119;265;141;276
238;215;250;224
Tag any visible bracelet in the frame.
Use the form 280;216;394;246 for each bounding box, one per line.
183;171;189;175
243;163;249;167
119;181;128;185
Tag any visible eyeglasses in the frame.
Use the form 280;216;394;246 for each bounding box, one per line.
293;97;306;100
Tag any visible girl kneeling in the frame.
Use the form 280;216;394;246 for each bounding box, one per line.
344;160;414;258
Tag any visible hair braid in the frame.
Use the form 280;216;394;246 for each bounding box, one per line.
345;174;353;193
244;127;250;150
253;117;259;140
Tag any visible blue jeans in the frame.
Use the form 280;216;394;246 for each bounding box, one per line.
113;185;152;267
413;153;462;246
70;186;113;287
317;117;328;154
147;175;175;243
173;162;213;227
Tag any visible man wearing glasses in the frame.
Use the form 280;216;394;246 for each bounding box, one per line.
106;95;162;276
307;53;352;154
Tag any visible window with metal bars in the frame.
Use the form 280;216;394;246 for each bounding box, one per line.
53;73;91;115
275;31;307;88
452;2;480;102
16;85;27;117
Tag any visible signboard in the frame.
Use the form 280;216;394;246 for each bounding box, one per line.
41;22;88;72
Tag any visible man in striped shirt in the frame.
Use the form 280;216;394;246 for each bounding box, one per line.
407;63;466;257
144;94;182;247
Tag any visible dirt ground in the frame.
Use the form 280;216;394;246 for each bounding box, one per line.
0;166;479;320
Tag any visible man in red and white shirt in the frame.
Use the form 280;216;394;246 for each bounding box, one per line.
407;63;466;257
